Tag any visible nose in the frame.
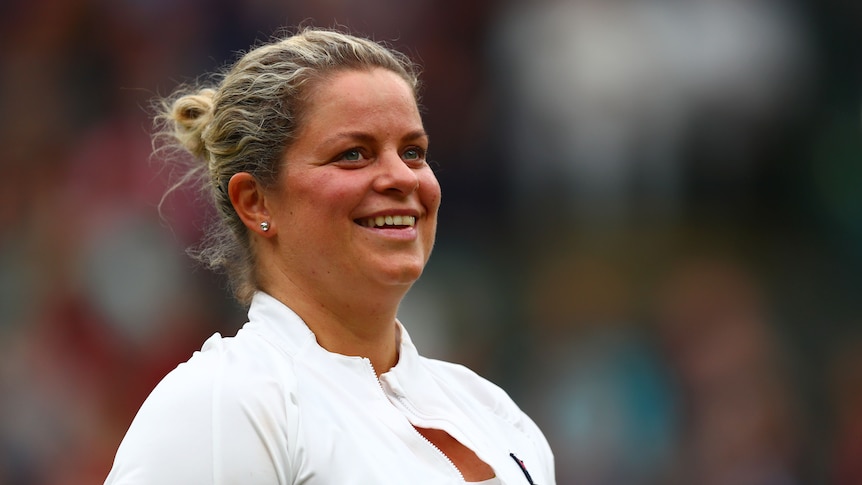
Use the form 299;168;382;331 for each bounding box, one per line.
374;150;420;195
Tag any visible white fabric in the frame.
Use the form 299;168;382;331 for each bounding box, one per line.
105;292;555;484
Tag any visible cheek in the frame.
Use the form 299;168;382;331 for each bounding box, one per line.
420;172;442;212
289;174;363;212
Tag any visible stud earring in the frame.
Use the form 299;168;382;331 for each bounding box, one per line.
260;221;270;232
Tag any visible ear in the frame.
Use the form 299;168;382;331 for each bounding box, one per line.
228;172;275;237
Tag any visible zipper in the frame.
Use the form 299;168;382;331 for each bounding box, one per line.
363;358;465;482
396;394;466;482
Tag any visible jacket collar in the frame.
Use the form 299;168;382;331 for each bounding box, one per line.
243;291;423;399
243;291;505;470
245;291;420;363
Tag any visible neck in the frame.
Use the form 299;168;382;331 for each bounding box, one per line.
262;274;406;376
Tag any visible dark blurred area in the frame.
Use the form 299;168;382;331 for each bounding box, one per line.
0;0;860;483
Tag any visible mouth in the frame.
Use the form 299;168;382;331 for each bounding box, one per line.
355;214;416;229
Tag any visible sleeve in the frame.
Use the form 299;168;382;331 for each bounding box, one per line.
518;407;556;484
104;335;295;485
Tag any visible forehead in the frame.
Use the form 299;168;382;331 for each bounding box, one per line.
296;68;422;134
308;68;416;107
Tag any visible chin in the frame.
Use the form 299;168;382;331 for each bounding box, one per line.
377;263;426;288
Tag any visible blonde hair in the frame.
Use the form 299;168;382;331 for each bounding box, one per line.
155;27;421;305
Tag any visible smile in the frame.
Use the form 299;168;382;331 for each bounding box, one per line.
356;215;416;228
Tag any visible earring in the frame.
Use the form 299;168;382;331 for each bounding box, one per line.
260;221;270;232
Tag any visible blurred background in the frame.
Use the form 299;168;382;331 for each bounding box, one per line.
1;0;860;483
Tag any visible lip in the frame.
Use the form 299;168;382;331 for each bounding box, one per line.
354;209;421;240
357;223;419;242
358;208;421;220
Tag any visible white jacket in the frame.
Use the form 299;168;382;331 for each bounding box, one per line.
106;292;555;484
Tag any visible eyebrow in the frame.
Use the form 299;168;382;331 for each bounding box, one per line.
323;129;429;146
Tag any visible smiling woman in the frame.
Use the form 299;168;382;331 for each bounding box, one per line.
251;67;441;325
104;27;555;485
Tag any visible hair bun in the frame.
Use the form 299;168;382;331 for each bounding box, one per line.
169;88;216;158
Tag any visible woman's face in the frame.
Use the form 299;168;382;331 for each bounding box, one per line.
265;68;441;299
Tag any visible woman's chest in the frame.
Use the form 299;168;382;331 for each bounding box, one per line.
289;386;546;485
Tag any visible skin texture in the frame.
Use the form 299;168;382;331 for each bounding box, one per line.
229;67;441;373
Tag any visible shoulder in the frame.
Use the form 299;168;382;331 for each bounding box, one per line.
106;331;299;484
149;329;299;412
419;357;535;431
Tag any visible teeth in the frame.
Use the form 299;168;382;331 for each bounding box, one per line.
361;215;415;228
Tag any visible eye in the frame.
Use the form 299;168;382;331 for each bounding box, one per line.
402;147;426;163
332;148;370;167
340;148;363;162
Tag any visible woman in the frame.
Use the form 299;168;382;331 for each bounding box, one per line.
105;27;555;484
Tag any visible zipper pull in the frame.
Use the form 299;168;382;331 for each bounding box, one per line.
509;453;537;485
